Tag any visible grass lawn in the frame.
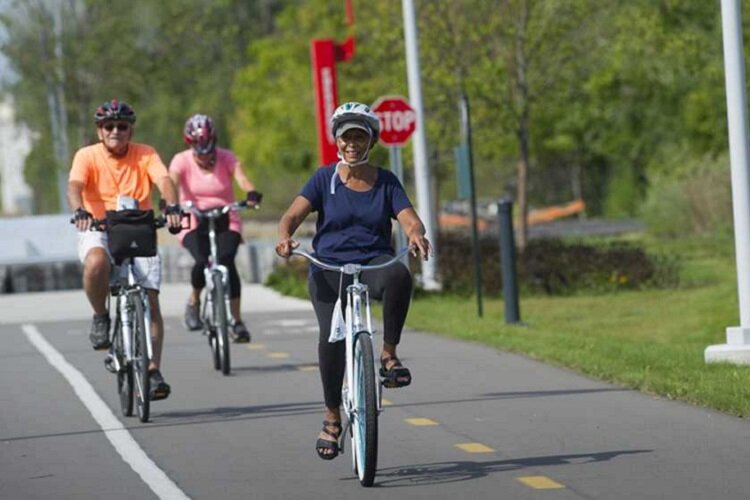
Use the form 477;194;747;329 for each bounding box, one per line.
406;235;750;418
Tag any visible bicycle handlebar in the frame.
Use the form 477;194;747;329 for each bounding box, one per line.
182;200;257;219
291;247;411;275
69;214;180;234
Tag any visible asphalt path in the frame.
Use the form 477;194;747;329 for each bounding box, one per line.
2;284;750;499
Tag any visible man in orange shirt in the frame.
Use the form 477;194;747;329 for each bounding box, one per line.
67;99;181;400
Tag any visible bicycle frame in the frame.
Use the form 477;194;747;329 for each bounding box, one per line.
202;215;232;329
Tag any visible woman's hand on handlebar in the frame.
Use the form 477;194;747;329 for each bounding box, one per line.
408;234;433;261
275;238;299;258
246;190;263;208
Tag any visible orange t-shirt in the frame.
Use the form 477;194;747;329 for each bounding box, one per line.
69;142;169;218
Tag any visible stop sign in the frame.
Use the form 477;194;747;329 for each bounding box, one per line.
372;96;417;146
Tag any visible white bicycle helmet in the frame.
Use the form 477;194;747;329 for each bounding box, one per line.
329;102;380;173
330;102;380;142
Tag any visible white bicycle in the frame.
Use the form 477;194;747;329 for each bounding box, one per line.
292;247;410;487
183;200;257;375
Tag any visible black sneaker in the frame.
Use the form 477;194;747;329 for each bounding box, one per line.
231;321;251;343
104;351;117;373
148;369;171;401
184;301;203;331
89;314;111;350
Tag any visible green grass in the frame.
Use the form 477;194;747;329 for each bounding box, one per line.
267;235;750;417
408;235;750;417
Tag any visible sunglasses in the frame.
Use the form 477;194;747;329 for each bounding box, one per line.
102;122;130;132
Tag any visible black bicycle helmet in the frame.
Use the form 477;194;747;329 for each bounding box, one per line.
94;99;136;124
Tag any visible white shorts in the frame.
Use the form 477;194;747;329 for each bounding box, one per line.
78;231;162;291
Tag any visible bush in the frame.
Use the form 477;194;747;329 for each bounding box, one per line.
641;154;733;238
264;258;309;299
438;232;680;296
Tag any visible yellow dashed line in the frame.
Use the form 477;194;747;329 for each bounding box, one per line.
404;418;438;426
455;443;495;453
267;352;290;359
246;344;266;350
297;364;318;372
381;398;394;406
517;476;565;490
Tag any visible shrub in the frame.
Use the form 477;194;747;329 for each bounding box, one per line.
641;154;733;238
264;257;309;299
438;232;680;296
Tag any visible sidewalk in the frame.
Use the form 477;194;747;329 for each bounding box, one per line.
0;283;312;325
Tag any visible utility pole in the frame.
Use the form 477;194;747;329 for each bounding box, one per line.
402;0;440;290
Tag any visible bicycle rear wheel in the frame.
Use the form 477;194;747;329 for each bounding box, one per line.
132;296;151;423
212;273;231;376
113;314;133;417
351;332;378;487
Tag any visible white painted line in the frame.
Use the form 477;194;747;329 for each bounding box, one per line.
22;324;190;500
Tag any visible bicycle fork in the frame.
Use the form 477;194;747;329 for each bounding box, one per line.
342;284;383;417
203;264;234;326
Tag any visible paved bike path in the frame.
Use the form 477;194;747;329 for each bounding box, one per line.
2;285;750;499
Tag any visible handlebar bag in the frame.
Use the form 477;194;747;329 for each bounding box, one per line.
105;209;157;259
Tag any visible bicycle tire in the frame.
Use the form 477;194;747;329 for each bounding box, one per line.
351;332;378;487
132;295;151;423
209;329;221;370
114;312;133;417
213;273;231;375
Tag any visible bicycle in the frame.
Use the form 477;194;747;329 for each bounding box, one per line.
183;199;257;375
291;246;411;487
71;208;178;423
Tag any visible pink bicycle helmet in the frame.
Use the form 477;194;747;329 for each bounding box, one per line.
183;114;217;154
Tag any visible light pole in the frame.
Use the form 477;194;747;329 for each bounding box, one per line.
402;0;440;290
706;0;750;364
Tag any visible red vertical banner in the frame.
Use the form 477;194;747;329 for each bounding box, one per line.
311;39;339;165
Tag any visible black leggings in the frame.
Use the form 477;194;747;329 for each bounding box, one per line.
308;255;413;408
182;229;242;299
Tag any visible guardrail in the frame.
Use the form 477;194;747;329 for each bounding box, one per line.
0;241;287;294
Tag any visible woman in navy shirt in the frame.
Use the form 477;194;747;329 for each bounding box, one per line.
276;102;432;460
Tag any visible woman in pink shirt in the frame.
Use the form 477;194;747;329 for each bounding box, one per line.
169;114;261;342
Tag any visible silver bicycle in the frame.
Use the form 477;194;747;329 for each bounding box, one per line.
72;211;174;422
184;200;255;375
292;247;410;487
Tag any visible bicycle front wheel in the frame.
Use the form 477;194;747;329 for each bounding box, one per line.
212;273;231;376
351;332;378;487
113;314;133;417
132;296;151;423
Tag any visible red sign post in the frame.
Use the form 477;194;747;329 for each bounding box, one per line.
372;96;417;146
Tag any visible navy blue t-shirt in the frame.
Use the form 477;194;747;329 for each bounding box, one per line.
299;163;412;267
